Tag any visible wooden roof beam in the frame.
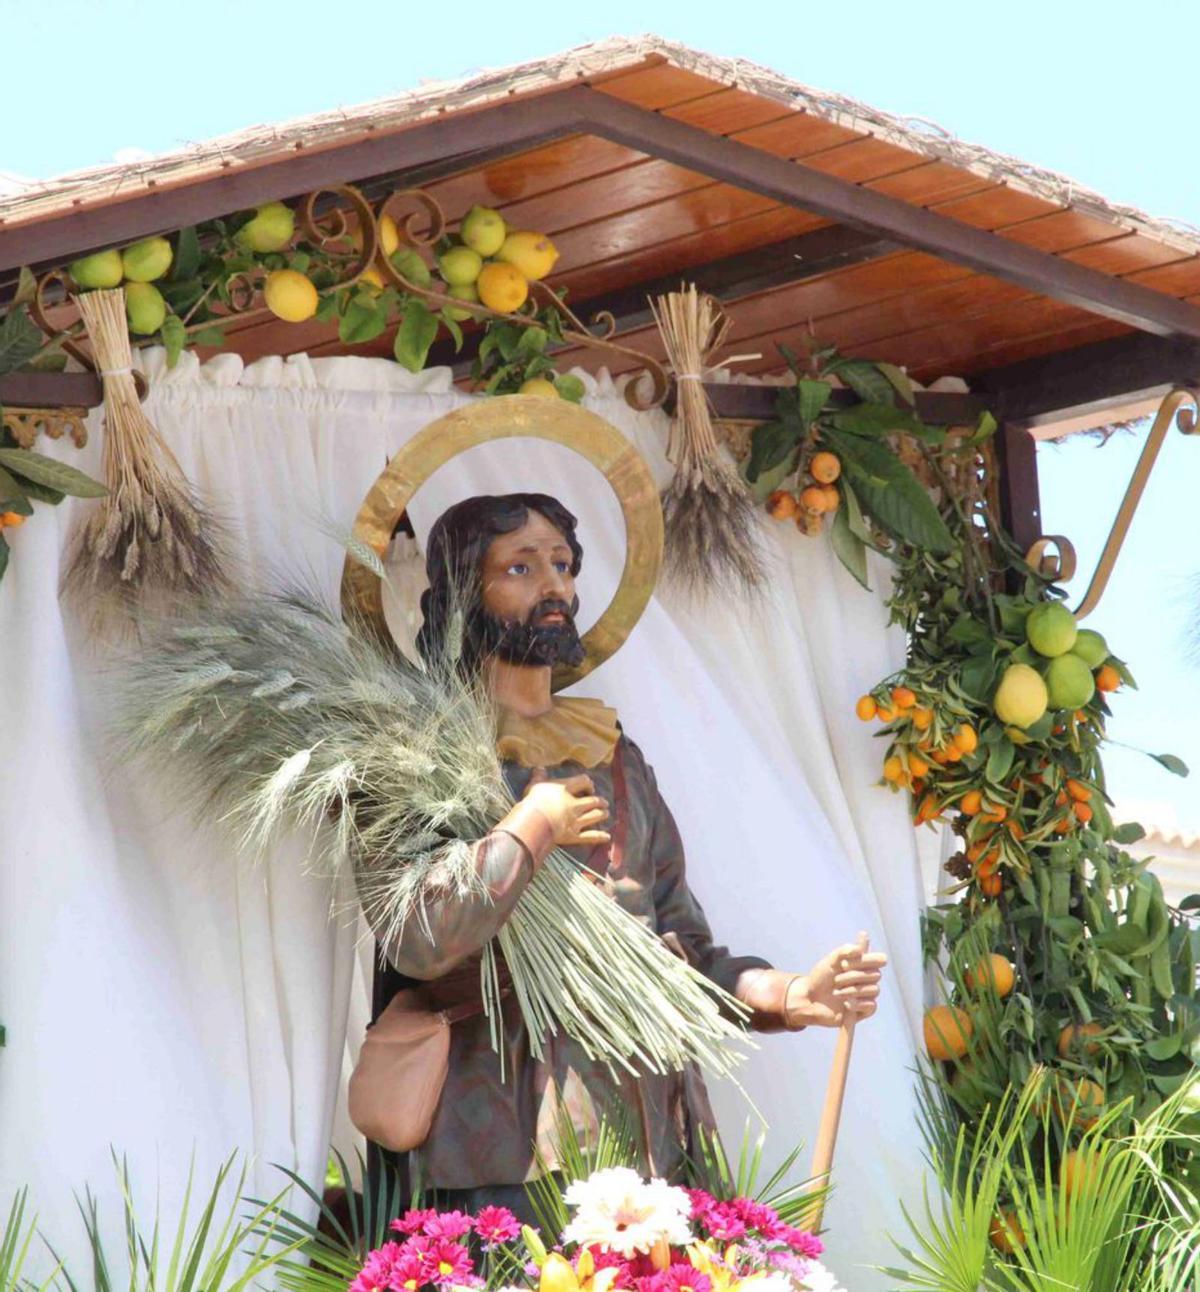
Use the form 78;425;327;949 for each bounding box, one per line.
567;88;1200;342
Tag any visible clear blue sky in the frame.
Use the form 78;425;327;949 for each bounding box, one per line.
5;0;1198;825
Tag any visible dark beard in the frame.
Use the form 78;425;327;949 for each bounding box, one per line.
479;597;585;668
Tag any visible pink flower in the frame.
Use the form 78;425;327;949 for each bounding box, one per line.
684;1189;718;1221
389;1251;428;1291
474;1205;521;1247
731;1199;779;1236
350;1242;405;1292
636;1264;712;1292
424;1211;474;1241
392;1208;439;1237
777;1228;823;1259
418;1239;474;1285
699;1203;745;1243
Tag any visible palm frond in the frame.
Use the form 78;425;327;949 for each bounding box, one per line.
0;1188;61;1292
686;1125;828;1230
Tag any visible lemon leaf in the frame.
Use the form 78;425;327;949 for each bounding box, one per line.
0;464;33;514
795;378;832;429
745;420;799;483
830;504;870;590
830;359;896;407
0;306;42;377
0;448;108;498
172;226;201;281
393;301;438;373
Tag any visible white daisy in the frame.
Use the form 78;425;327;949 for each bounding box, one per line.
798;1265;844;1292
562;1168;694;1258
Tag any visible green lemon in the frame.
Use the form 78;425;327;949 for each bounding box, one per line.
994;663;1049;728
121;236;173;283
69;248;124;289
437;245;483;288
235;201;295;252
1072;628;1109;669
1045;653;1096;710
1026;602;1078;657
460;205;507;257
444;282;480;321
125;282;167;335
390;248;432;288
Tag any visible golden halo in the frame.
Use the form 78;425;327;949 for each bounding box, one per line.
340;396;664;691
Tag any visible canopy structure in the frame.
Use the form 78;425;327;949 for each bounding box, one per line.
3;37;1199;471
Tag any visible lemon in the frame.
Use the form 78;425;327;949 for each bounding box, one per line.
438;246;483;288
519;378;560;398
358;267;385;290
69;248;124;289
390;248;432;288
378;213;400;259
121;236;173;283
477;261;529;313
993;663;1048;728
1026;602;1078;657
1044;653;1096;710
263;268;319;322
235;201;295;253
460;205;507;257
496;230;559;281
444;282;480;321
1072;628;1109;669
125;282;167;334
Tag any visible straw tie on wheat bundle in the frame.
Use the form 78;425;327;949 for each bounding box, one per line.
64;287;228;623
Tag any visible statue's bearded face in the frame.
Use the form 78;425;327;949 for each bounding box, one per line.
478;510;585;668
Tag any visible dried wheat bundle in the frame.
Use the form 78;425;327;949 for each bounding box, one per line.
63;288;228;623
650;285;766;597
114;586;748;1079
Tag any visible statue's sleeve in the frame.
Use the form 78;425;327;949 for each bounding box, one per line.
633;740;772;995
357;806;555;980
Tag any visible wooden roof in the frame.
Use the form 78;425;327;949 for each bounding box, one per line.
3;35;1199;429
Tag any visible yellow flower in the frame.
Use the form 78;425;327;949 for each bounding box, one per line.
539;1254;580;1292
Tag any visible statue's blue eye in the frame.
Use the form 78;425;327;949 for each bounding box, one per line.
507;563;529;576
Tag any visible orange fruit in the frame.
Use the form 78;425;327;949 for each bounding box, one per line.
955;724;978;753
980;872;1003;898
989;1209;1025;1255
892;687;917;710
476;260;530;312
1055;790;1069;807
966;841;987;863
1073;801;1094;824
809;451;841;484
767;490;799;521
982;805;1008;823
799;485;832;513
855;695;878;721
1053;816;1074;834
1058;1021;1104;1059
877;705;898;723
961;790;983;816
883;756;905;783
975;850;1001;878
1056;1078;1105;1129
1007;819;1025;841
911;707;933;731
1066;778;1092;802
907;751;931;778
820;485;840;512
929;749;949;765
1095;664;1121;693
1061;1148;1102;1200
0;511;26;528
964;953;1014;997
923;1005;973;1061
915;795;940;825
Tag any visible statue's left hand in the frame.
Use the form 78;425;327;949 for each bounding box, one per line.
784;933;887;1029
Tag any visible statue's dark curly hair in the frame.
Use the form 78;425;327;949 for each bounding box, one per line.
416;493;583;672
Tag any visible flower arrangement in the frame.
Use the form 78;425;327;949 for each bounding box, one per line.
347;1171;842;1292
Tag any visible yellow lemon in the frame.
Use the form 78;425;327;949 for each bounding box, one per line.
121;236;173;283
263;269;319;322
496;230;560;281
477;261;529;313
69;248;124;289
358;267;385;290
379;213;400;258
125;282;167;334
518;378;560;398
993;664;1048;729
460;204;507;257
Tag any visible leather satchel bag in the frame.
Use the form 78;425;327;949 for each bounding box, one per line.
348;988;469;1152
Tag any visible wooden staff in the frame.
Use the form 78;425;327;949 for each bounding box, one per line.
805;933;868;1231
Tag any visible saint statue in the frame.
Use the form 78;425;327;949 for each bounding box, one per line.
363;491;887;1218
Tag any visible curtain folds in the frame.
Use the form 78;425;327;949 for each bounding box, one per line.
0;350;925;1288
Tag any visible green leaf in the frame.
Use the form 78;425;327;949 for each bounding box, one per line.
161;314;187;369
832;360;896;406
0;307;43;377
1150;752;1190;778
841;479;871;544
1179;894;1200;913
554;374;586;404
829;402;944;443
876;361;915;405
830;503;870;590
494;323;524;363
0;448;108;498
1113;822;1146;845
15;474;64;505
517;326;548;357
339;298;388;346
822;428;954;552
313;294;340;325
393;301;438;373
985;737;1015;784
191;325;228;347
746;420;800;483
0;532;8;582
958;656;997;703
14;266;37;306
795;378;832;428
0;464;32;514
172;227;201;281
948;615;991;647
21;350;68;373
438;311;464;354
969;410;998;445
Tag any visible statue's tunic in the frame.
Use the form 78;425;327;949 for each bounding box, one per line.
368;697;768;1189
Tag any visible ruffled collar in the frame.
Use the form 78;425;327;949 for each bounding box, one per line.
496;696;620;769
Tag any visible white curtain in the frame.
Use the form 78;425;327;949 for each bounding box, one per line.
0;350;927;1288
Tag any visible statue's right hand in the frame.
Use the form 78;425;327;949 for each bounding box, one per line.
523;769;611;848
